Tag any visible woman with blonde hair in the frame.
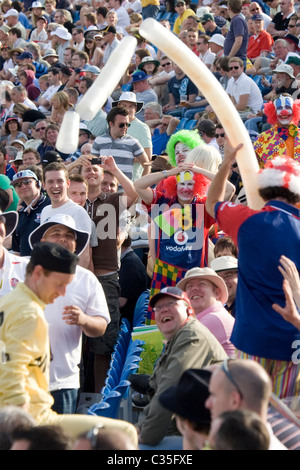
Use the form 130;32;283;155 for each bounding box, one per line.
49;91;71;125
186;144;222;174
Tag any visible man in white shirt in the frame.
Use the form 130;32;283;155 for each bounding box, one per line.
108;0;130;31
29;213;110;414
226;56;263;119
196;34;216;69
4;8;26;39
36;67;62;113
41;162;92;269
0;210;28;298
9;85;38;113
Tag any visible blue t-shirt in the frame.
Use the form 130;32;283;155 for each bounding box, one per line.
215;199;300;361
168;75;198;105
224;14;249;60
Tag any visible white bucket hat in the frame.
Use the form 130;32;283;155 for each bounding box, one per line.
177;267;228;304
210;256;238;273
208;34;225;47
29;214;90;256
112;91;144;113
51;26;72;41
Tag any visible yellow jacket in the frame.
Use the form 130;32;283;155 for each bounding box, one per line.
0;283;53;420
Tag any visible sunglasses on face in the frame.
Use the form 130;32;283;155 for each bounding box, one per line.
230;66;240;70
14;179;33;189
215;132;225;138
161;62;171;67
36;126;46;131
118;122;130;128
250;7;260;11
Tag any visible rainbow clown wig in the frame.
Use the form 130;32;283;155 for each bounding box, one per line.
166;129;204;167
164;170;211;200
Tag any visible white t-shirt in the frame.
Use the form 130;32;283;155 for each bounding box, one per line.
38;84;61;113
226;73;263;113
40;199;92;236
45;265;110;390
0;249;28;298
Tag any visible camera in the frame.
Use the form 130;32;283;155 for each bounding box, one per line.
90;157;102;165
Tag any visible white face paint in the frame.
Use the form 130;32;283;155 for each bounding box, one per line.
275;95;294;126
175;142;190;164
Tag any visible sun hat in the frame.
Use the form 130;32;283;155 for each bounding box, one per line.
208;34;225;47
177;267;228;304
159;369;212;424
210;256;238;273
29;1;43;9
29;214;90;256
138;56;160;70
42;49;59;59
273;63;295;79
112;91;144;113
0;210;18;238
51;26;72;41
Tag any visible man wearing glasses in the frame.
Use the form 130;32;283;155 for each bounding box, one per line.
91;106;149;181
267;0;295;38
211;256;238;318
71;27;85;51
136;286;227;448
206;359;287;450
226;56;263;120
11;169;50;256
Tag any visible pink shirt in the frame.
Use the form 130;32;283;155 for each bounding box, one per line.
196;301;235;357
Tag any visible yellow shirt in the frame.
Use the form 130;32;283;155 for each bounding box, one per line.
173;9;204;35
141;0;160;7
0;282;54;421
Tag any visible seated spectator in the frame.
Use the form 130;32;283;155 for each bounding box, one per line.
151;115;180;155
173;0;198;36
208;34;225;59
159;369;212;450
128;70;158;121
226;56;263;120
162;63;198;118
10;425;72;450
209;409;270;450
196;119;220;150
177;267;235;356
147;56;175;107
210;256;238;318
21;147;41;167
0;143;16;180
213;236;238;259
199;13;223;37
0;406;36;451
49;90;71;125
247;13;274;61
196;35;216;70
205;359;287;449
17;69;41;101
267;0;296;39
136;286;227;448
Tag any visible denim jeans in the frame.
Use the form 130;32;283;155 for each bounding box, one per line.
142;4;160;19
51;388;79;414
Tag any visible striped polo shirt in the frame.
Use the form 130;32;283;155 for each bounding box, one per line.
91;129;144;180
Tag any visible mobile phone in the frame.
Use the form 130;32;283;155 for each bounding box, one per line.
90;157;102;165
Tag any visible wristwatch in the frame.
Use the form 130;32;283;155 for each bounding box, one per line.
162;170;168;179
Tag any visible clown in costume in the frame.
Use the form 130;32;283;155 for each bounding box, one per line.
134;162;235;323
206;141;300;398
253;94;300;167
